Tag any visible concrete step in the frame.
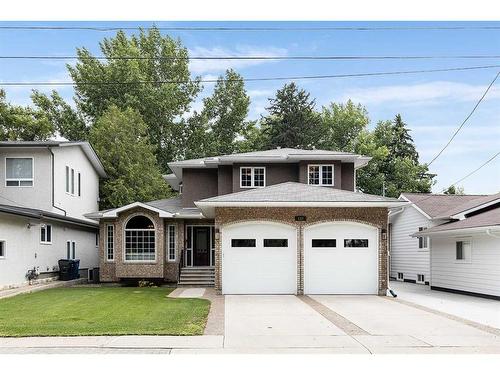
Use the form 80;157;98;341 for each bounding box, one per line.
177;281;215;286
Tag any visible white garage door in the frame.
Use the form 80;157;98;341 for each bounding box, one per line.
222;221;297;294
304;222;378;294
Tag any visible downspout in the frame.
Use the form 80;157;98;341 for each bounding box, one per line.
49;147;66;216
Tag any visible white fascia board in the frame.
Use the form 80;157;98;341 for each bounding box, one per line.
449;198;500;220
399;195;433;220
411;225;500;237
101;202;174;218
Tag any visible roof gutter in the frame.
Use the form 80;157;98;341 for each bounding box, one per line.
412;225;500;237
196;200;407;208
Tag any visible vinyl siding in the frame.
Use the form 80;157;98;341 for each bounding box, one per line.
430;234;500;297
389;206;434;282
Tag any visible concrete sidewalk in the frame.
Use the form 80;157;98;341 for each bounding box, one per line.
0;278;87;300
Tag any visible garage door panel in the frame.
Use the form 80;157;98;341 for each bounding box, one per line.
305;222;378;295
222;222;297;294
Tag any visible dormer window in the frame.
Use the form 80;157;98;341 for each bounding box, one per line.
308;164;334;186
5;157;33;187
240;167;265;188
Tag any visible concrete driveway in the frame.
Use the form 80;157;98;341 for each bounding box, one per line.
223;294;500;353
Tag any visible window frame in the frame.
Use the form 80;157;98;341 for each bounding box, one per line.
231;239;256;247
307;164;335;186
123;215;156;263
416;274;425;284
418;227;429;250
65;166;70;193
40;223;52;245
106;224;114;262
311;239;337;248
167;224;176;262
455;239;472;263
239;166;266;188
0;240;6;259
397;272;404;281
66;240;76;260
78;172;81;197
5;157;34;188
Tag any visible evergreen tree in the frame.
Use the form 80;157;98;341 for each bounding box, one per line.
260;82;321;149
389;114;419;163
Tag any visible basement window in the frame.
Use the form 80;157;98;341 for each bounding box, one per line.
456;240;472;262
417;274;425;284
0;241;5;258
397;272;404;281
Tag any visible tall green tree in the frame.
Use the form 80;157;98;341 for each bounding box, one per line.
64;28;201;169
260;82;321;149
89;105;171;209
0;89;54;141
444;185;465;195
202;69;250;155
320;100;369;152
31;90;88;141
390;114;419;163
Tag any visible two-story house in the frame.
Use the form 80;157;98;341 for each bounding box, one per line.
87;148;405;295
0;141;107;288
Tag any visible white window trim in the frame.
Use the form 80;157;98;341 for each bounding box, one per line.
66;240;76;260
0;240;6;259
40;223;52;245
417;227;429;251
65;166;79;196
416;274;425;284
5;157;34;188
123;216;157;263
307;164;335;186
167;224;177;262
239;166;266;189
455;238;473;264
106;224;114;262
396;272;404;281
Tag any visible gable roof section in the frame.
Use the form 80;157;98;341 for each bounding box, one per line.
443;192;500;219
195;182;406;217
0;141;107;178
413;207;500;236
168;148;372;181
85;196;203;220
400;193;487;219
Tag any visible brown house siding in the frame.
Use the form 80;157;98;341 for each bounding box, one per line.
214;206;388;296
181;168;218;207
341;162;355;191
231;163;299;193
217;165;233;196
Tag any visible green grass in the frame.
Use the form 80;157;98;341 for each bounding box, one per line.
0;287;211;337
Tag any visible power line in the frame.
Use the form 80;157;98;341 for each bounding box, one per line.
1;25;500;32
427;71;500;167
448;151;500;187
2;55;500;61
1;64;500;87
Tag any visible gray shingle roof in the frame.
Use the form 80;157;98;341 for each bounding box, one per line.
198;182;401;203
415;207;500;235
146;196;202;217
402;193;487;219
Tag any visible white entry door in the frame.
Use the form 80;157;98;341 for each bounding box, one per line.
304;222;378;294
222;221;297;294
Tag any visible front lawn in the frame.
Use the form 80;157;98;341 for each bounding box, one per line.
0;287;211;337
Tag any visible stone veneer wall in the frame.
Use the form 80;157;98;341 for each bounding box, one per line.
214;207;389;296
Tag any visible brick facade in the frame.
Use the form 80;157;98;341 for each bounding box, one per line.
214;207;389;296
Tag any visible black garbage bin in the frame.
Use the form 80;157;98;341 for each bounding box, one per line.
58;259;80;281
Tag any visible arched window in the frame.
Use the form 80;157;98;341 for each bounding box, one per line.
125;215;155;261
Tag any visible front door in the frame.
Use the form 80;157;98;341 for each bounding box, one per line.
193;227;210;266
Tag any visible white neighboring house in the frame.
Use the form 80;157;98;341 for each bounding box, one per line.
0;141;107;289
389;193;486;285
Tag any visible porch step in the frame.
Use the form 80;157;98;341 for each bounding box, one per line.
178;267;215;286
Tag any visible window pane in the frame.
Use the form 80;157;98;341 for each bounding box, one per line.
107;225;114;260
321;165;333;185
456;241;463;259
187;226;192;249
308;166;320;185
312;239;336;247
66;242;71;259
241;168;252;187
65;166;69;192
125;229;155;261
0;241;4;257
46;225;51;242
78;173;81;196
6;158;32;179
6;180;19;187
254;168;265;187
344;239;369;247
264;239;288;247
72;242;76;259
41;226;46;242
231;239;256;247
71;169;75;194
168;225;176;260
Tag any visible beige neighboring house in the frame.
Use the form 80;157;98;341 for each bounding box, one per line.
391;192;500;299
0;141;107;288
87;148;405;296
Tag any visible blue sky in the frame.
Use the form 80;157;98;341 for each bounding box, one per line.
0;21;499;194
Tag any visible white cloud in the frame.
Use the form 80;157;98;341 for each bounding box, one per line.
188;45;287;74
337;81;500;106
